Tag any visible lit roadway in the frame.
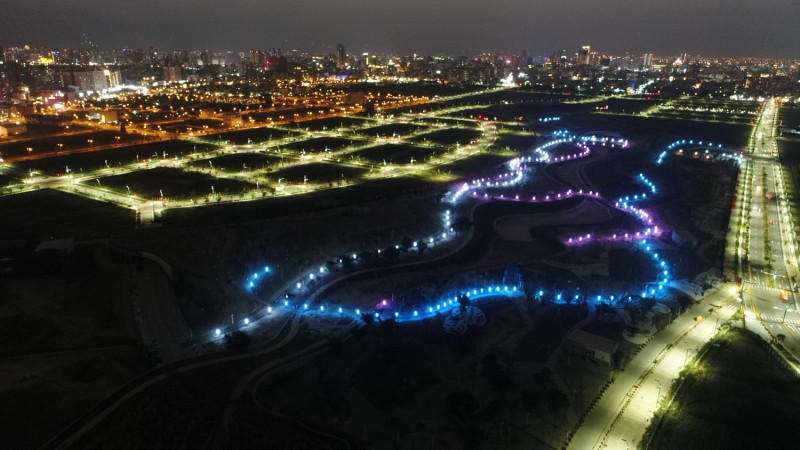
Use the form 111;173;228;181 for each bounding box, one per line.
738;99;800;344
567;287;739;450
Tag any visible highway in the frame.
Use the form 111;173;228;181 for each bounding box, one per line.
738;99;800;344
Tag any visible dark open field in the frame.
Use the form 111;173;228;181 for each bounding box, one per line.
583;114;752;149
269;162;369;185
348;144;438;165
0;173;17;187
779;104;800;129
0;123;91;139
595;98;660;114
0;189;134;240
410;128;482;146
294;116;371;131
447;101;596;123
186;153;285;172
645;98;760;124
204;127;301;145
240;106;307;123
358;123;428;137
412;117;479;128
280;137;364;153
0;130;141;159
493;132;541;152
97;167;255;199
433;153;513;178
23;140;219;176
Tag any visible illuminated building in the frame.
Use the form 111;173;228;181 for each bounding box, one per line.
163;66;182;82
336;43;346;68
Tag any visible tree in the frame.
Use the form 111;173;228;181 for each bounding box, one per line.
361;312;375;325
532;367;552;386
612;349;625;369
224;331;251;351
382;246;400;260
546;388;569;410
458;293;470;310
401;236;414;251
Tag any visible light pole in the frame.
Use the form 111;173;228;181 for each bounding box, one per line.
656;379;662;406
783;307;793;323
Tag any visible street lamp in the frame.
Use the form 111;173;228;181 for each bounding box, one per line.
783;307;793;323
656;379;662;405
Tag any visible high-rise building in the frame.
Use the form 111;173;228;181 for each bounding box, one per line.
336;43;347;68
163;66;182;83
249;49;264;66
642;53;654;70
61;68;119;93
74;70;109;92
580;45;591;65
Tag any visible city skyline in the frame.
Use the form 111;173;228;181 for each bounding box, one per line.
3;0;800;58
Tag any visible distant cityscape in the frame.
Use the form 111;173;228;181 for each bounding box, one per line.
2;41;799;125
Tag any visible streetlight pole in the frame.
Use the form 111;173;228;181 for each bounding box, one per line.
783;307;792;323
656;379;662;406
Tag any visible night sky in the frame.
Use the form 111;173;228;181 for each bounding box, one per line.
3;0;799;57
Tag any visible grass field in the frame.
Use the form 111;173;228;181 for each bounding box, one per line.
431;153;513;177
358;122;428;137
97;167;255;199
0;189;134;239
410;127;482;146
23;140;218;176
280;136;364;153
643;327;800;450
268;162;369;185
204;127;301;144
186;152;285;172
412;117;480;128
0;173;17;187
348;143;438;165
0;130;141;159
779;104;800;129
294;116;371;131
